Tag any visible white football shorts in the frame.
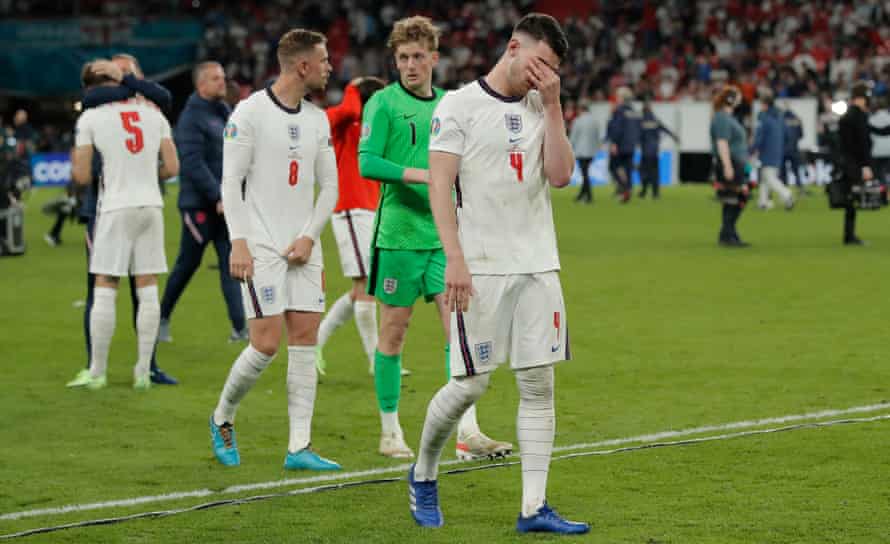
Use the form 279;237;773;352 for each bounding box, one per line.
449;271;569;377
89;206;167;277
331;209;374;278
242;243;325;319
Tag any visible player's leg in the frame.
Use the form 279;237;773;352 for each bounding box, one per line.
511;273;588;534
351;278;380;375
158;209;210;342
125;275;175;384
87;274;119;389
67;219;96;387
427;253;512;461
131;273;160;389
371;248;426;458
211;216;247;341
764;166;793;208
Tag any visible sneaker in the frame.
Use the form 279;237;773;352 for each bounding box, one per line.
408;464;443;528
844;237;866;246
227;327;249;343
157;319;172;343
209;415;240;466
757;201;775;210
784;198;795;211
455;431;513;461
380;432;415;458
133;373;151;391
65;369;92;388
86;374;107;390
316;346;327;376
516;503;590;534
150;368;179;385
43;233;60;247
283;448;341;471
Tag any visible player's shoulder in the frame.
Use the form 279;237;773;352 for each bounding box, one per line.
438;81;484;107
232;89;266;116
300;99;326;118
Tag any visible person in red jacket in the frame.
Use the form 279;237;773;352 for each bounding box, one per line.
316;76;389;376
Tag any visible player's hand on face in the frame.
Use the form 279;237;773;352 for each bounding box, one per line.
527;57;560;106
445;257;475;313
230;239;254;281
283;236;314;265
92;60;124;83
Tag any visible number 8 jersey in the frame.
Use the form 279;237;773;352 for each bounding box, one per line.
221;86;338;267
74;98;171;213
429;79;560;275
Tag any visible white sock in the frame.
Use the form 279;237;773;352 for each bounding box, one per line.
516;366;555;517
317;293;354;349
457;403;481;439
414;374;490;481
287;345;318;453
89;287;117;378
213;344;275;425
353;300;378;367
134;285;160;378
380;410;401;435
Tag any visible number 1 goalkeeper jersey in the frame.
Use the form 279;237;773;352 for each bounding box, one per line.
359;81;443;250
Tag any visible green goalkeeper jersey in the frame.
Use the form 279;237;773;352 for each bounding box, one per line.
359;81;444;250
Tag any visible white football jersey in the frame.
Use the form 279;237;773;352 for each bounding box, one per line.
429;79;560;275
222;87;337;267
74;98;170;213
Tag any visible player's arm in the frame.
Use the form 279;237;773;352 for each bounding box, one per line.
71;145;94;185
527;57;574;187
660;122;678;142
285;119;339;265
158;138;179;179
326;83;362;131
221;109;255;279
71;112;94;185
357;93;429;184
83;61;172;111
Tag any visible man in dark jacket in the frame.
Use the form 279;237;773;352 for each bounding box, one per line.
66;57;178;387
837;81;890;245
781;105;809;196
752;89;794;210
158;61;246;342
607;87;641;203
638;99;677;199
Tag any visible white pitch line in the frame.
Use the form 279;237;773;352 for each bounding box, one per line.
3;401;889;522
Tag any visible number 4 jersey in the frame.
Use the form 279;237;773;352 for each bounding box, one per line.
74;98;171;213
221;86;337;267
429;79;560;275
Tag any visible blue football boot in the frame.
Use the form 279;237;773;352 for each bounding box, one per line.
283;448;341;471
209;415;240;466
516;502;590;534
408;464;443;528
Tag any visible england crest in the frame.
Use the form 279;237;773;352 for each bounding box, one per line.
383;278;398;295
475;341;492;364
504;114;522;134
288;124;301;142
261;286;275;304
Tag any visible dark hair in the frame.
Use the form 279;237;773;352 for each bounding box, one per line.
513;13;569;62
192;61;222;85
80;61;116;89
356;77;386;105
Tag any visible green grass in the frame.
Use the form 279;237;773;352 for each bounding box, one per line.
2;184;890;542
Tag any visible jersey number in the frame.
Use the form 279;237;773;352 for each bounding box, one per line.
119;111;144;154
509;151;524;182
409;121;417;146
288;160;299;186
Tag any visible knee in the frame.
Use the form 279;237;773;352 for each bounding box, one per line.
453;373;491;402
515;366;554;401
250;330;280;357
379;320;408;353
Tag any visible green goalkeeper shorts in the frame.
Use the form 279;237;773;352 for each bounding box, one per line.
368;248;445;307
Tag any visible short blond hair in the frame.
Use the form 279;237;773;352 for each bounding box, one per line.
387;16;440;52
277;29;326;68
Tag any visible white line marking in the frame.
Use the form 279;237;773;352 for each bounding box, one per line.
3;401;889;522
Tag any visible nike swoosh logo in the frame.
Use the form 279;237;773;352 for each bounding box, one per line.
551;345;560;353
402;113;417;120
509;137;522;143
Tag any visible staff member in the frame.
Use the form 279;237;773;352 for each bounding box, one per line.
752;88;794;211
837;81;890;245
569;100;600;204
710;85;750;247
638;98;677;199
781;104;808;195
606;86;641;203
158;61;246;341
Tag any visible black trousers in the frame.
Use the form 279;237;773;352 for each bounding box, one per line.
84;216;159;370
575;157;593;202
639;155;659;197
780;153;803;186
720;203;744;241
610;153;634;195
844;205;857;241
160;208;245;331
716;158;746;242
